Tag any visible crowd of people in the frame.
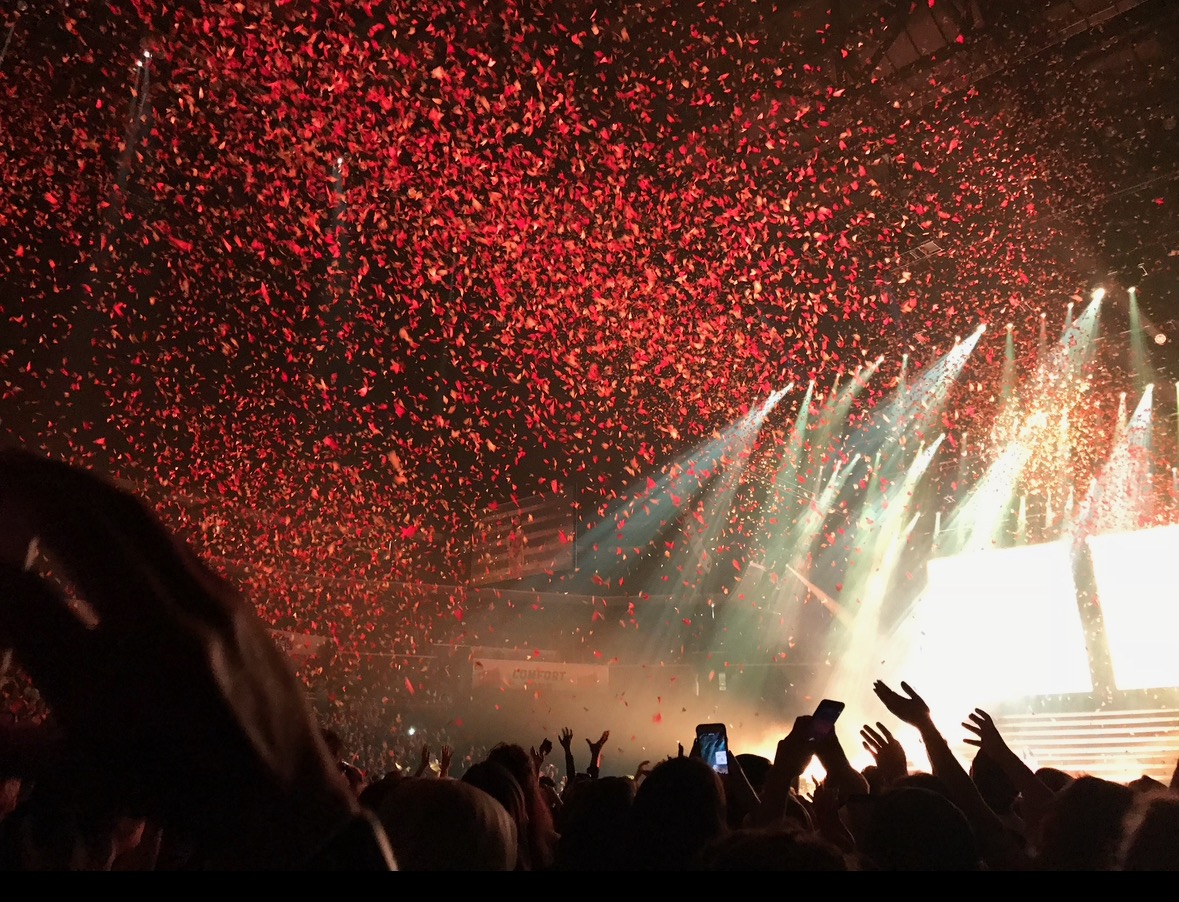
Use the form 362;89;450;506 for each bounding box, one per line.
1;452;1178;870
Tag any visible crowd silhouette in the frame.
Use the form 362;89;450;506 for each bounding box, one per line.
1;451;1177;870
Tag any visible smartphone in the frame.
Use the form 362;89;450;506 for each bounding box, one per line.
695;722;729;775
810;698;845;742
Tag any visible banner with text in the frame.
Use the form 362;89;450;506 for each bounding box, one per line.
472;659;608;691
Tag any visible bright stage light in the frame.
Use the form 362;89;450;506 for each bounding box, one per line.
1092;287;1106;303
1089;526;1179;690
977;323;987;333
1006;323;1013;331
1156;333;1167;345
897;542;1092;710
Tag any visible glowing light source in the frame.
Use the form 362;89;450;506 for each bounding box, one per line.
899;543;1093;708
1155;333;1167;345
1088;526;1179;690
1092;287;1106;303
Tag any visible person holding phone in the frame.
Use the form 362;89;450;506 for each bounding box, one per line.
808;699;869;802
809;699;846;743
695;723;730;776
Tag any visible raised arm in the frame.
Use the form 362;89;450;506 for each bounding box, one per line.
747;715;815;828
585;730;609;778
861;721;908;793
633;760;652;785
963;708;1055;834
530;737;553;775
414;743;432;778
814;726;869;800
558;727;576;784
874;681;1027;870
719;744;761;829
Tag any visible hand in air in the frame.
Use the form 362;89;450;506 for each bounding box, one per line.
861;721;907;785
775;715;817;778
873;680;932;728
962;708;1010;758
531;737;553;770
586;730;610;761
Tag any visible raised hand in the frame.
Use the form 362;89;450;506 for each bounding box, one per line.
531;737;552;770
861;721;907;787
586;730;609;762
0;451;385;869
557;727;576;782
416;743;431;776
873;680;932;727
962;708;1010;759
747;716;816;828
439;745;453;779
775;715;816;779
584;730;609;778
634;760;652;782
815;721;869;797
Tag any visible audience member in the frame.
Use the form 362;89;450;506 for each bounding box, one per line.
3;452;1179;871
